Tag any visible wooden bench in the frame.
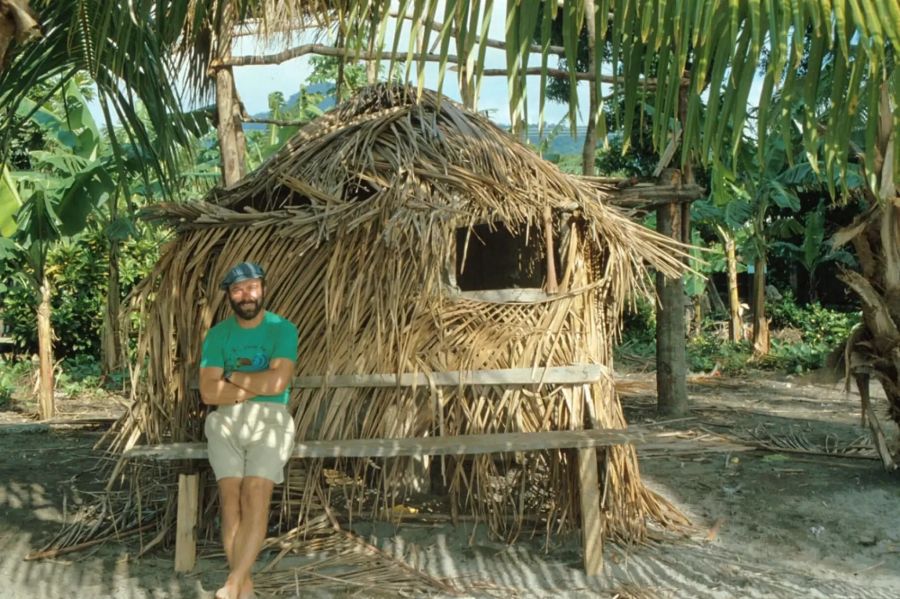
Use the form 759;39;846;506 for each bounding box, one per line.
127;426;687;575
124;366;747;575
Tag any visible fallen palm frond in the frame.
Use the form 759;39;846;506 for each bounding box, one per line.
255;528;465;597
748;424;880;460
42;84;695;573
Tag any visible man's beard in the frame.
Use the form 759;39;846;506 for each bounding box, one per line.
230;296;263;320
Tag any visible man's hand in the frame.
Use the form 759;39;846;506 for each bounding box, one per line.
224;359;295;397
199;367;254;405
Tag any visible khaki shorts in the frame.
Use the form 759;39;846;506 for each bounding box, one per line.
204;401;295;484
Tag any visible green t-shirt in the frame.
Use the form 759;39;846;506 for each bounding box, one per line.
200;311;298;404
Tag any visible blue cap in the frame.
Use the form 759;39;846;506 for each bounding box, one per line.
220;262;265;290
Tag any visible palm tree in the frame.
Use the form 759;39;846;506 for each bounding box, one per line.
11;2;893;196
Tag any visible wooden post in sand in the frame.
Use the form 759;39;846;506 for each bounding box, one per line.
564;386;603;576
175;473;199;572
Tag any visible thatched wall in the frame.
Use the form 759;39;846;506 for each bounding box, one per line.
92;85;689;554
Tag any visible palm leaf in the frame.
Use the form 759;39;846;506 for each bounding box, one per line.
0;0;200;195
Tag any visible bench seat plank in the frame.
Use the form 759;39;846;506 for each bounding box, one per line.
123;427;727;460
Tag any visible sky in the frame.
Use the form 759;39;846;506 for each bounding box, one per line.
228;5;591;128
89;5;761;138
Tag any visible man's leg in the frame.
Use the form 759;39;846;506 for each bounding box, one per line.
220;476;275;599
217;478;242;568
215;478;244;599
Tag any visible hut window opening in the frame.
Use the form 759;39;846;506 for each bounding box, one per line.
454;223;559;291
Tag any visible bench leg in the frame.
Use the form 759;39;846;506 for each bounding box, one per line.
175;473;199;573
566;386;603;576
578;447;603;576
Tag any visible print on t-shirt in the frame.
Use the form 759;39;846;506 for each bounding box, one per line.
228;344;270;372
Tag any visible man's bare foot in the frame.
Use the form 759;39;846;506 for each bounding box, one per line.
214;580;240;599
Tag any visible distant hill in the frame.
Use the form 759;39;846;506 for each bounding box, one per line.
530;125;589;155
494;124;589;156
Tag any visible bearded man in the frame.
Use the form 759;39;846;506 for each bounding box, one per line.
198;262;298;599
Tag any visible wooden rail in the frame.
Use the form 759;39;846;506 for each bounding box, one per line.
127;426;665;460
291;365;608;388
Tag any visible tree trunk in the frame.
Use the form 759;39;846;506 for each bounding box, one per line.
215;65;246;186
102;234;122;375
581;0;598;176
0;0;41;74
582;99;598;176
706;275;727;315
213;14;245;187
366;15;378;85
36;276;54;419
692;294;703;335
751;255;769;355
721;229;743;342
656;202;688;417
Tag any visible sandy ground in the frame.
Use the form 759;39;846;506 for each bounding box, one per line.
0;373;898;598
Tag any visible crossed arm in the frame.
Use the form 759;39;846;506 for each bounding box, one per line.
199;358;295;405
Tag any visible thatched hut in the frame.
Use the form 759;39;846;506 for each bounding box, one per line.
78;85;692;579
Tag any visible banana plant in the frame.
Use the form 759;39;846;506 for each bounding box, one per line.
1;80;126;418
770;200;857;303
709;134;806;356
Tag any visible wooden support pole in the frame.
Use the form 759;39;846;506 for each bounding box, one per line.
655;201;689;417
174;473;199;573
563;387;602;576
578;446;602;576
543;205;559;294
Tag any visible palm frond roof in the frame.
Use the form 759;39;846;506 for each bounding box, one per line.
152;84;687;280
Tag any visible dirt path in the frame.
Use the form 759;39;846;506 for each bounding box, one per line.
0;375;897;598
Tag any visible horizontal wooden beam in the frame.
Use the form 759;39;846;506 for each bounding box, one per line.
125;428;750;461
293;365;609;388
448;288;555;303
187;366;608;393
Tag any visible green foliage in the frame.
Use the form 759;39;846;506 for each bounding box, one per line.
763;291;860;373
769;200;857;281
687;335;752;375
307;56;369;102
56;354;104;397
0;373;12;408
615;298;657;360
0;222;165;357
0;1;200;196
764;341;827;374
0;360;31;408
553;154;584;175
617;290;860;376
593;132;657;178
621;298;656;345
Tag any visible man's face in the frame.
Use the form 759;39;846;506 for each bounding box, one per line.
227;278;264;320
